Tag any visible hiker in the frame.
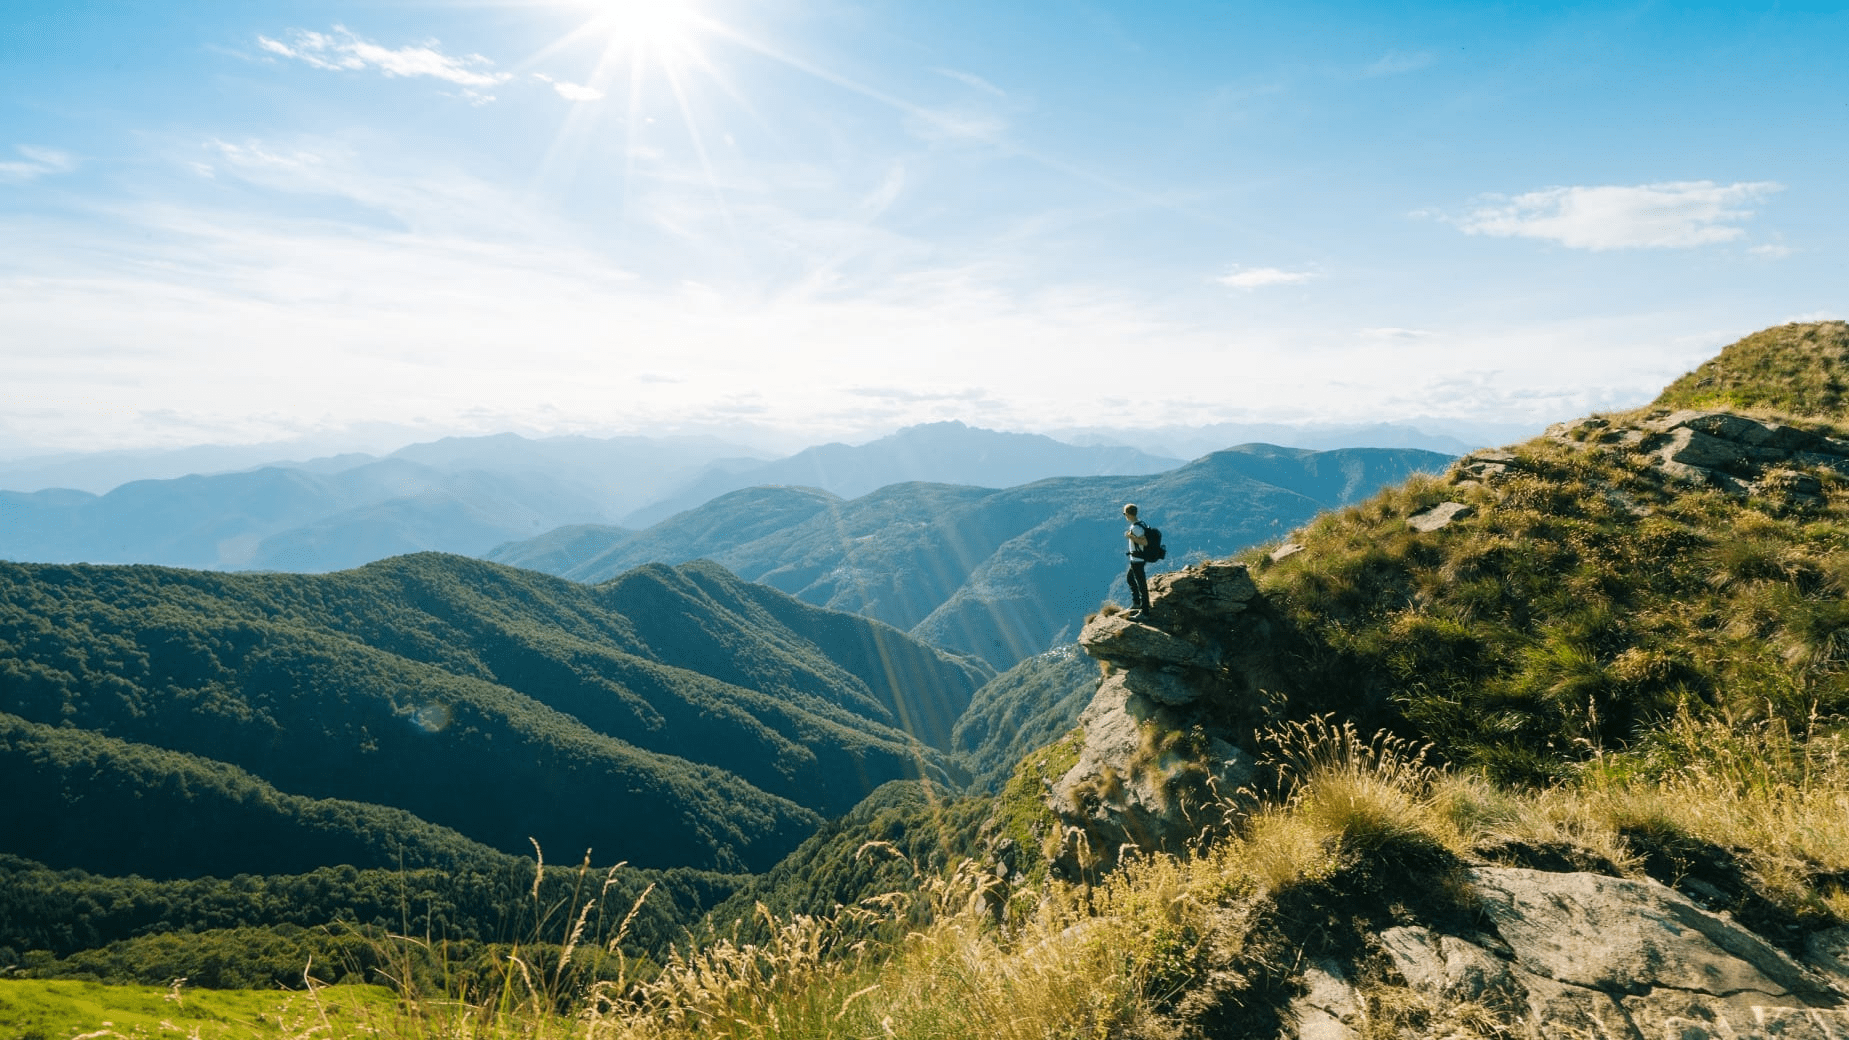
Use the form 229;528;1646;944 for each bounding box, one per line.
1123;503;1151;612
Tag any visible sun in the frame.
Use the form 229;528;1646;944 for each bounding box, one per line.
577;0;704;60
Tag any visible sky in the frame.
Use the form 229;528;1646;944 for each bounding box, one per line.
2;0;1845;458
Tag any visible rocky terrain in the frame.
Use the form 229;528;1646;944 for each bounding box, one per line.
1033;322;1849;1037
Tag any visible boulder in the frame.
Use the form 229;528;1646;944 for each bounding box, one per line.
1407;501;1474;532
1147;561;1258;615
1656;425;1771;472
1078;613;1218;669
1291;867;1849;1040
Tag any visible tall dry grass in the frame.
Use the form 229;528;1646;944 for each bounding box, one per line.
290;714;1849;1039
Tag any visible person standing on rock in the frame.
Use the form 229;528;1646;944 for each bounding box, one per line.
1123;503;1151;613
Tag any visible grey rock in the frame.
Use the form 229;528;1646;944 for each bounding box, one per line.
1269;541;1305;563
1656;426;1775;471
1470;867;1837;1002
1376;926;1520;1006
1295;867;1849;1040
1047;673;1252;865
1147;561;1258;614
1292;960;1364;1040
1407;501;1474;532
1078;613;1218;669
1120;666;1204;706
1809;927;1849;980
1792;452;1849;478
1054;561;1273;867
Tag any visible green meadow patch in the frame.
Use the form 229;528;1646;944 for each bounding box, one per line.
0;979;396;1040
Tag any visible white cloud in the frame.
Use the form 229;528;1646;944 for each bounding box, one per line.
0;145;76;183
1749;243;1794;259
533;73;605;102
258;26;511;92
1216;266;1316;289
1454;181;1783;250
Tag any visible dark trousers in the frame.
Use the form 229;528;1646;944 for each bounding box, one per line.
1126;558;1149;609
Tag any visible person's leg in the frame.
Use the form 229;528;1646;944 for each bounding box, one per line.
1127;560;1149;610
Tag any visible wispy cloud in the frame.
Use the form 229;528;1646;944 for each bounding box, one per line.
1216;266;1316;289
1361;327;1430;341
533;74;605;102
0;145;76;183
1749;243;1793;259
258;26;510;100
1451;181;1783;250
1364;51;1435;77
934;68;1006;96
905;107;1008;144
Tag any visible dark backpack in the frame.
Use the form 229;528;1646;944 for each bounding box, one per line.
1139;524;1167;562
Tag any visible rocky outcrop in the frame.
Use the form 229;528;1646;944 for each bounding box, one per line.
1531;409;1849;503
1048;562;1274;872
1294;867;1849;1040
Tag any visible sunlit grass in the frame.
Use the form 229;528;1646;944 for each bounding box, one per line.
0;978;396;1040
19;710;1849;1040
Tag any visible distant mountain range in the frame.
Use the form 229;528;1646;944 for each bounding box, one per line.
0;432;764;502
491;443;1455;670
0;554;988;877
0;424;1187;574
621;421;1184;526
0;459;613;571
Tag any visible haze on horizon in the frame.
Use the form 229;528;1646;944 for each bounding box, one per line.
3;0;1844;459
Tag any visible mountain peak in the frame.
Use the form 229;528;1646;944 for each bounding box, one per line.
1656;320;1849;420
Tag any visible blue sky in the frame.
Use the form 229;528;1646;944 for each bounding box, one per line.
2;0;1844;456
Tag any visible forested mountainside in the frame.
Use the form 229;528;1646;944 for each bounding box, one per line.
0;554;987;878
490;443;1453;669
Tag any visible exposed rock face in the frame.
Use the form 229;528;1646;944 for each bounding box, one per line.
1535;409;1849;502
1294;867;1849;1040
1049;561;1270;872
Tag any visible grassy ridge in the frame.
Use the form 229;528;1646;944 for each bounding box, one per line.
1656;320;1849;417
1243;428;1849;780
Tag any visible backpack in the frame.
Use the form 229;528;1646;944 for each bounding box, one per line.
1139;524;1167;562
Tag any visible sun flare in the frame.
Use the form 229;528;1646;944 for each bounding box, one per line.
580;0;703;55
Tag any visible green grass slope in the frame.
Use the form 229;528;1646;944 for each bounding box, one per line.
1656;320;1849;417
0;979;396;1040
1236;323;1849;779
